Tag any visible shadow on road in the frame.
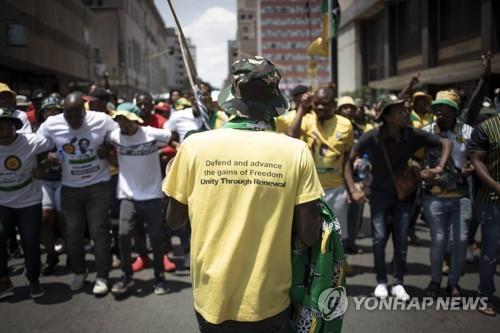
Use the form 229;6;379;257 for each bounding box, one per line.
1;282;72;305
111;278;192;301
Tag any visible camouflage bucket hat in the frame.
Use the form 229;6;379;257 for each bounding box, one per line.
0;107;23;130
375;94;407;120
218;56;290;118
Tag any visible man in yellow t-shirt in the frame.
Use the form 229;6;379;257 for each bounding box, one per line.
163;57;324;330
410;91;434;129
275;84;310;133
288;87;354;244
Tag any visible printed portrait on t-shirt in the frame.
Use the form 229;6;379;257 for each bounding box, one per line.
78;138;93;158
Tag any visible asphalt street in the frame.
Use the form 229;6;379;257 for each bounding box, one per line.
1;215;499;333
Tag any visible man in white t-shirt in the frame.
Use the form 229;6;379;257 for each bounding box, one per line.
105;110;172;295
0;83;32;134
37;92;118;295
0;108;54;300
167;106;204;144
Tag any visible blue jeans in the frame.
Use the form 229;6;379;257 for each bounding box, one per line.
476;203;500;299
0;204;42;283
422;196;470;286
371;201;411;285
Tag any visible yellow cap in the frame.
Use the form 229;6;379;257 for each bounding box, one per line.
112;110;144;123
337;96;355;109
412;91;432;103
0;83;16;97
436;90;460;105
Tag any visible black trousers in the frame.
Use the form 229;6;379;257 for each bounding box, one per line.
196;306;290;333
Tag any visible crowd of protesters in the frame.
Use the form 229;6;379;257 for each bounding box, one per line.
0;52;499;320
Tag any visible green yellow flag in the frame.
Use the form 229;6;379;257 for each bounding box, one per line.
307;0;341;57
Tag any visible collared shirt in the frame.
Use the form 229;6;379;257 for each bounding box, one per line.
422;121;473;197
355;126;441;207
301;112;354;189
468;114;500;204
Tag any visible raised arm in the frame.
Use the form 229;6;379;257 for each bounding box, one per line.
287;92;312;138
398;73;420;99
464;52;493;126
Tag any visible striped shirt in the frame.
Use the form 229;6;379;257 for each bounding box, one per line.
468;114;500;204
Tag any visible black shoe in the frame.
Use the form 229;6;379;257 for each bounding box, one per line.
42;255;59;276
153;276;169;295
111;275;134;294
425;281;440;299
10;247;24;259
446;285;462;298
344;244;362;255
29;281;44;299
0;278;14;300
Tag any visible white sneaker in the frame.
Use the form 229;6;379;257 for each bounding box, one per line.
69;273;87;291
92;278;109;295
391;284;410;301
374;283;388;298
466;245;474;263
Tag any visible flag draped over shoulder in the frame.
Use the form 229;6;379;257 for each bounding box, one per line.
307;0;341;57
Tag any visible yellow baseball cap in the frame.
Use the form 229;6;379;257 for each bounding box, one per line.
112;110;144;123
412;91;432;103
0;83;16;97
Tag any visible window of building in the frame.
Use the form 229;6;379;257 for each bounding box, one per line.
438;0;481;44
363;11;386;81
394;0;422;57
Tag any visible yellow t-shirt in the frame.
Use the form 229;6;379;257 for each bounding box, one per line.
301;113;354;189
411;110;435;129
162;129;323;324
275;110;297;133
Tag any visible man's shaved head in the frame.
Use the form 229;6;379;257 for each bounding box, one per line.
64;92;86;129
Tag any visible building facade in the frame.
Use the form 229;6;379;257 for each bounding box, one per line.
0;0;177;98
237;0;258;57
164;27;191;91
336;0;500;97
257;0;330;90
0;0;94;96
